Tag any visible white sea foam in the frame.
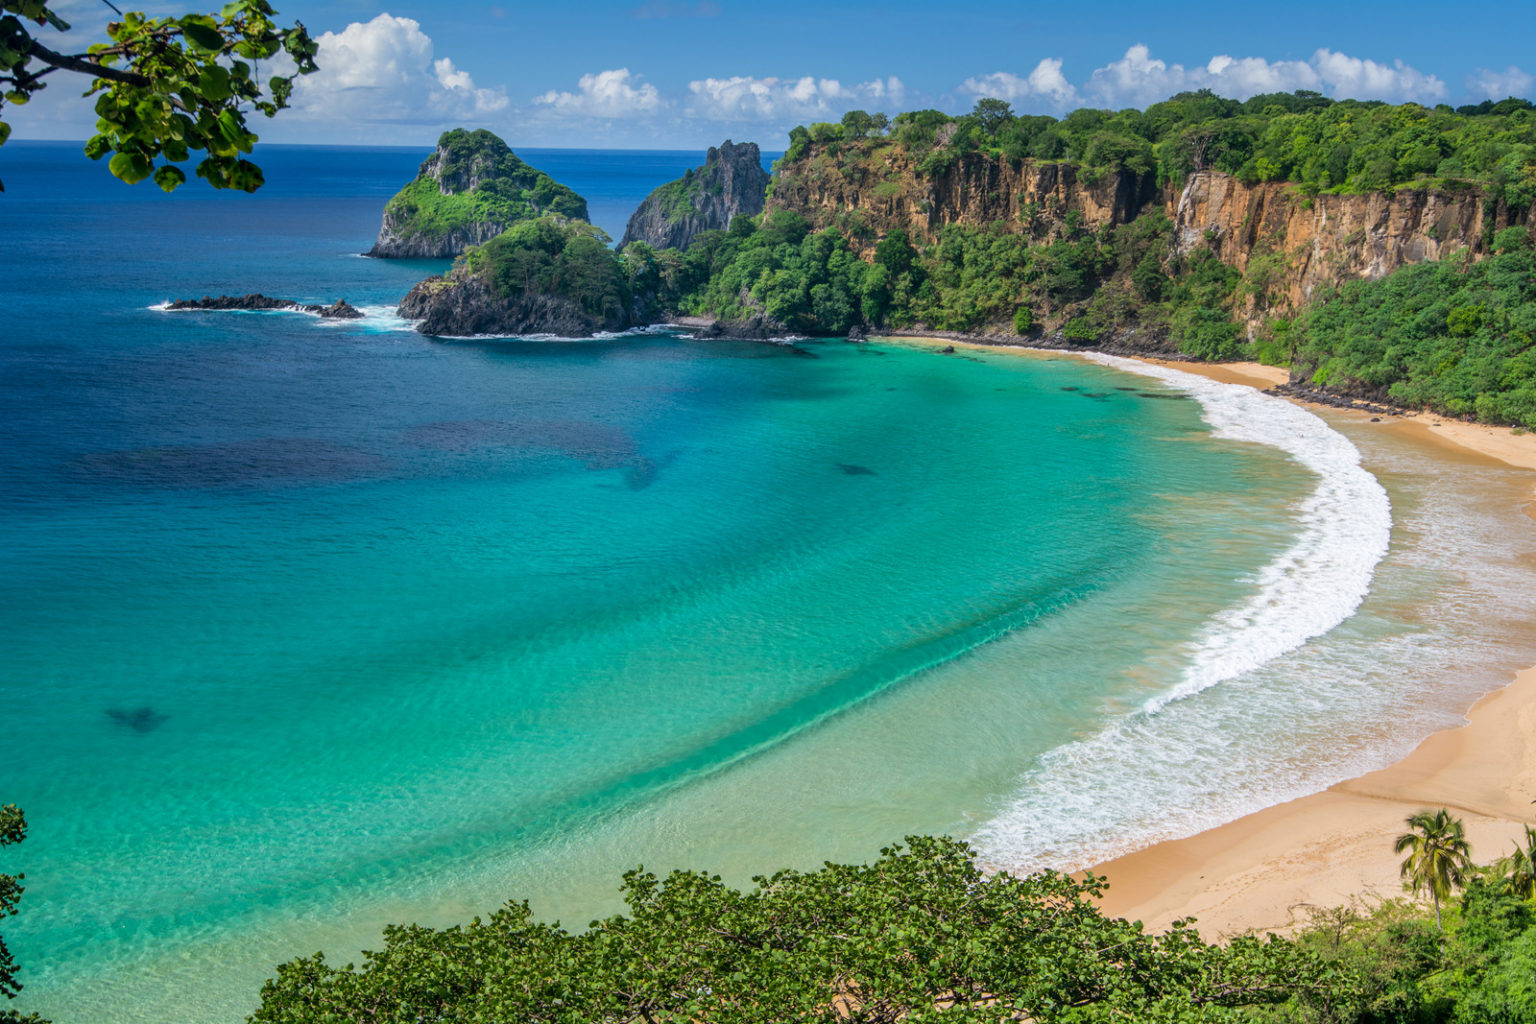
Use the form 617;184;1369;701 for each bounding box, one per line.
974;356;1395;871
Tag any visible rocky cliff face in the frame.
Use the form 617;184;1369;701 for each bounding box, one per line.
398;266;638;338
368;129;589;259
1171;171;1535;308
766;145;1157;256
620;141;770;250
766;141;1535;310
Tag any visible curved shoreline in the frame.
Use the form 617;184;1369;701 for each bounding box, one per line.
1089;358;1536;936
882;337;1536;935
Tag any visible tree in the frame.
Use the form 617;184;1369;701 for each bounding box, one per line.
1394;808;1472;929
0;0;318;192
1499;825;1536;901
970;96;1015;137
1;804;45;1024
250;835;1317;1023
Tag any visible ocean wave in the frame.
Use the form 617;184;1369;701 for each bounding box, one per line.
974;356;1393;872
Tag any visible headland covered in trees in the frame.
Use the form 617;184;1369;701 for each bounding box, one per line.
384;90;1536;431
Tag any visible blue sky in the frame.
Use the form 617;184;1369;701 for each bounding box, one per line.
10;0;1536;152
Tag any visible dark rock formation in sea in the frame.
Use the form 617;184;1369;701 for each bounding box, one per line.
620;140;771;251
367;129;589;259
398;266;634;338
167;294;364;319
687;313;793;341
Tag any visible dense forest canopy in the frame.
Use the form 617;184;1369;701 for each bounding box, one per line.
784;90;1536;206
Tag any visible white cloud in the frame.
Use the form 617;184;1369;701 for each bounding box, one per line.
533;68;663;118
685;75;905;120
1308;48;1445;102
1465;66;1534;102
961;59;1079;111
1078;44;1444;108
287;14;508;125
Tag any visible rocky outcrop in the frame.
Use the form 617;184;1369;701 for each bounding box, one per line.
676;313;794;341
167;294;363;319
398;268;634;338
367;129;589;259
766;144;1157;257
620;141;771;250
1170;171;1535;308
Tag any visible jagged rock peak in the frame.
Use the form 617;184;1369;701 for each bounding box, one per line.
620;140;771;251
367;129;589;259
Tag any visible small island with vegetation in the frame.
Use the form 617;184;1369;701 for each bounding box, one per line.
367;129;589;259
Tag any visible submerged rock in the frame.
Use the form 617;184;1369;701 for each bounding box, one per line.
166;294;364;319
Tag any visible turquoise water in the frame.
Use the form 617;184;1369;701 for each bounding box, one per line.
5;144;1536;1023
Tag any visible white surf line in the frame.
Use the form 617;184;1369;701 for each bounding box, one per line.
974;354;1391;870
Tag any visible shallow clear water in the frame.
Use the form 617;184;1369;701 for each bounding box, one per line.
3;143;1534;1023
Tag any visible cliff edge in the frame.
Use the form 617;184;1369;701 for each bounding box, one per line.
368;129;589;259
620;141;770;251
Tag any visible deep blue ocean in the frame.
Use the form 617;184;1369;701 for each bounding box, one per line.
4;141;1536;1023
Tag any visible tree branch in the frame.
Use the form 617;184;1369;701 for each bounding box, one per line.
26;39;150;88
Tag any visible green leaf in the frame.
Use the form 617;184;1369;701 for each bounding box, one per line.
178;18;225;53
108;150;153;184
4;91;25;105
0;121;11;145
152;165;186;192
197;65;232;102
43;7;70;32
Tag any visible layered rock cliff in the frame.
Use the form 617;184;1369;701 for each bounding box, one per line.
766;145;1157;257
620;141;770;250
767;140;1535;312
368;129;589;259
1171;171;1536;308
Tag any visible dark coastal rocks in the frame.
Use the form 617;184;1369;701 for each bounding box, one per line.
1264;380;1402;417
620;140;771;251
687;313;794;342
397;271;624;337
166;294;364;319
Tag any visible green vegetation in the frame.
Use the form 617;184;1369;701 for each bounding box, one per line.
249;816;1536;1024
783;91;1536;205
1291;229;1536;427
381;129;587;244
252;836;1309;1023
0;1;318;192
1;804;45;1024
457;215;657;326
648;166;723;225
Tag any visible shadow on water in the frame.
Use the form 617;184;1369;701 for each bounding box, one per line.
836;463;877;476
106;707;168;733
75;440;389;488
404;419;671;489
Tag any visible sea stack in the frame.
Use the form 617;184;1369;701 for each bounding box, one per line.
619;140;771;251
367;129;589;259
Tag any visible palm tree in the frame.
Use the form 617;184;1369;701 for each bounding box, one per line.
1394;808;1472;930
1502;825;1536;901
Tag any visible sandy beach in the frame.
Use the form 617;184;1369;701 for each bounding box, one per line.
1093;358;1536;937
886;338;1536;938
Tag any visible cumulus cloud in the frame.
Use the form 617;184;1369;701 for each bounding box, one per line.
1081;44;1444;107
960;59;1079;110
1466;66;1534;101
288;14;508;124
1308;48;1445;102
534;69;663;118
686;75;905;120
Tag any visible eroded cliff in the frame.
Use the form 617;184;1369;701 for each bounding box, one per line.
620;141;770;251
1172;171;1536;309
766;145;1156;257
